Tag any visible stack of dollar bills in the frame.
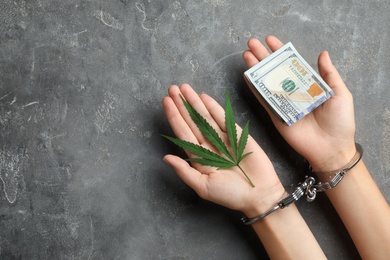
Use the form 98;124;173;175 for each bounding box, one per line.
244;42;334;126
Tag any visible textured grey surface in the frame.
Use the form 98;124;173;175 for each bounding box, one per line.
0;0;389;259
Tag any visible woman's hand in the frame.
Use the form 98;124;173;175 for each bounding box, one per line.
162;84;285;217
243;36;356;172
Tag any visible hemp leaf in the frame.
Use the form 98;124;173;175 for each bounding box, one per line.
162;90;255;187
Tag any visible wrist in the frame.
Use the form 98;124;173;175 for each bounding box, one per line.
242;184;286;219
308;142;356;173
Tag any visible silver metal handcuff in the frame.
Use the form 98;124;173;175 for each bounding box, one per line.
242;143;363;225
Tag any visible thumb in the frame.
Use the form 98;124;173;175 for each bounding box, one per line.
318;51;351;97
163;154;207;197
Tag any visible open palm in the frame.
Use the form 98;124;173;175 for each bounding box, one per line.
243;36;356;172
163;84;285;216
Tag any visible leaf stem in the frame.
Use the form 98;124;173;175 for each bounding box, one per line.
237;164;255;187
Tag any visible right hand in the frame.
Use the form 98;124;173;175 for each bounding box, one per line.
243;36;356;173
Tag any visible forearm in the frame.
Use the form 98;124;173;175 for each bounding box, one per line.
322;160;390;259
246;203;326;259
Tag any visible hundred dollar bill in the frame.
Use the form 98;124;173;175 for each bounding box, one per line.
244;42;334;126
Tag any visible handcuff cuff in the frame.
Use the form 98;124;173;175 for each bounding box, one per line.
242;143;363;225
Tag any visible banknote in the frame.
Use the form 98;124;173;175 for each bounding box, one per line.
244;42;334;126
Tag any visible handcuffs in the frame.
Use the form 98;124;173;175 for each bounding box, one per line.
242;143;363;225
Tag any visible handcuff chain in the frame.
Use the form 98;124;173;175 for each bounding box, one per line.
277;176;317;208
281;172;343;204
292;172;346;203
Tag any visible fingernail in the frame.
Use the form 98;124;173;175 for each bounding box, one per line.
326;51;332;63
163;155;170;164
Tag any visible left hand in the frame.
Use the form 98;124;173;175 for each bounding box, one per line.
162;84;285;217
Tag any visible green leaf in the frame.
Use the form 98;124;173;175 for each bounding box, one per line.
188;158;236;168
161;90;255;187
180;95;234;161
225;90;238;161
161;135;229;163
239;152;253;162
237;121;250;162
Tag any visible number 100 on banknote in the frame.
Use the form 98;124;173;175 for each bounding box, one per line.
244;42;334;126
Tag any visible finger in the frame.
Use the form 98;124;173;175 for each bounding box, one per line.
163;96;219;160
163;154;208;198
243;77;285;128
244;36;285;68
180;83;219;125
243;50;260;68
162;95;199;144
265;35;285;52
200;93;248;139
168;85;206;143
243;37;285;126
199;93;227;132
318;51;351;97
247;38;270;61
170;84;225;143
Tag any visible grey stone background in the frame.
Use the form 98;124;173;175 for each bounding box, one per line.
0;0;389;259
